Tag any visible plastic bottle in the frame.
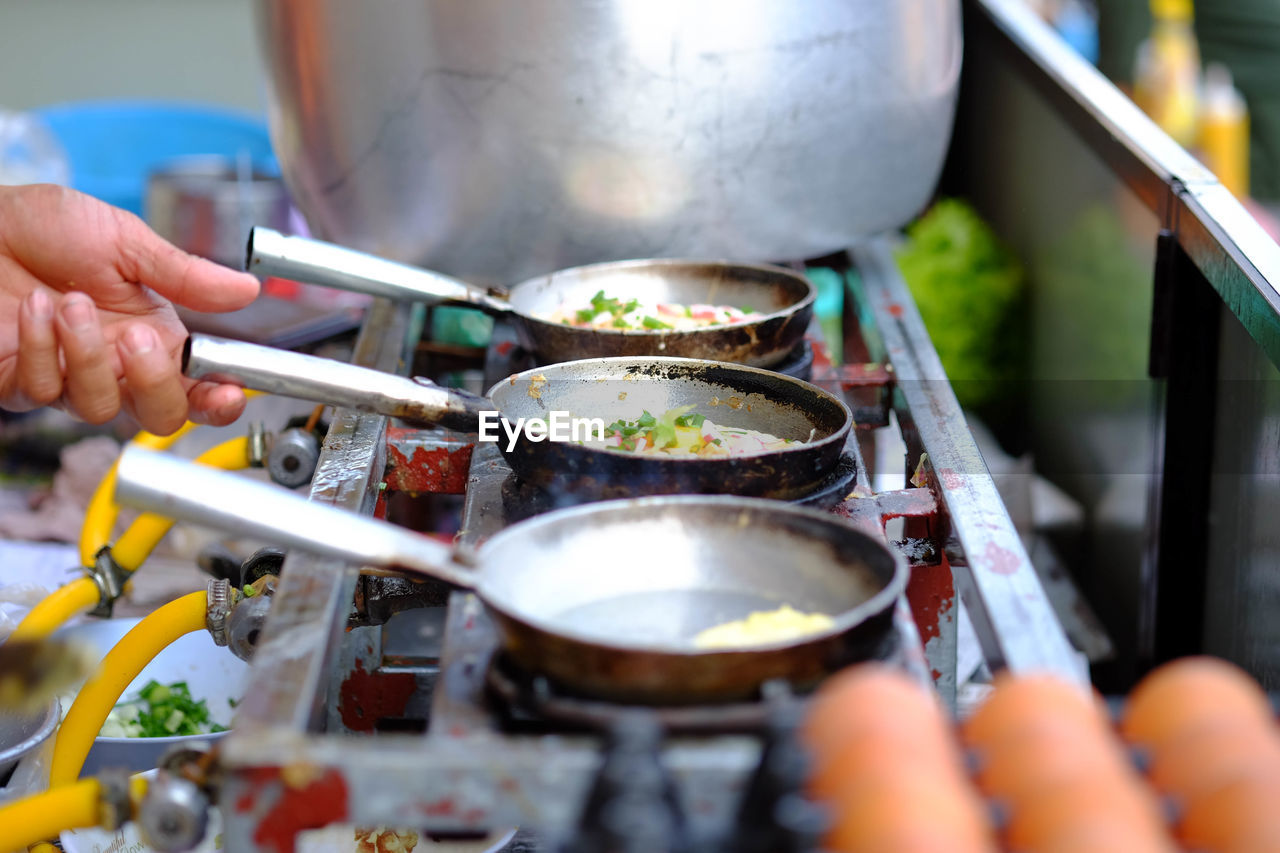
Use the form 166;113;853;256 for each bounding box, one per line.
1198;62;1250;198
1133;0;1201;148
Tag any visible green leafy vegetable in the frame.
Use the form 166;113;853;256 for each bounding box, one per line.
650;405;695;449
101;679;228;738
894;198;1024;409
641;315;672;330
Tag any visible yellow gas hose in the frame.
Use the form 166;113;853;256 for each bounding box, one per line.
8;578;101;644
49;591;208;786
0;778;101;851
111;436;252;572
79;423;198;569
11;433;252;645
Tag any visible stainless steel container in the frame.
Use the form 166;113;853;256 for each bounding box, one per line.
145;156;291;268
254;0;962;281
0;701;58;792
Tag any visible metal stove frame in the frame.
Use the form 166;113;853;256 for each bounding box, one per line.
219;234;1078;850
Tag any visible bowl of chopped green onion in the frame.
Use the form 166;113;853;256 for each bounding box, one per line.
56;617;248;775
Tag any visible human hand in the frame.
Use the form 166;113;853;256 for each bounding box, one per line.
0;184;261;434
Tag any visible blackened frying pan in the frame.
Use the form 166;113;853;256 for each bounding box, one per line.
183;338;853;500
486;357;852;500
248;228;815;367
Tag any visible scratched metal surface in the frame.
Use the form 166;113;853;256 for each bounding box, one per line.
850;241;1083;680
219;246;1077;847
220;299;415;848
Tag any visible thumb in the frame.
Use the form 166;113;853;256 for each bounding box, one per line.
116;212;261;313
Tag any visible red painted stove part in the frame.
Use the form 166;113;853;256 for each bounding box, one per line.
906;553;955;683
830;487;939;559
384;428;475;494
338;657;418;731
810;335;835;369
234;766;350;853
810;362;894;391
906;554;955;649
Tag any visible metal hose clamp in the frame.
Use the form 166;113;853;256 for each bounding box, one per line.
247;420;268;468
86;547;128;618
206;579;232;647
95;766;134;831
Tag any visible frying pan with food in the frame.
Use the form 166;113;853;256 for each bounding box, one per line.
248;228;815;367
183;336;853;499
115;447;906;704
487;357;851;499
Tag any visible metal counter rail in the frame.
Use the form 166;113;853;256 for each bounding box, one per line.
975;0;1280;372
851;240;1082;680
972;0;1280;677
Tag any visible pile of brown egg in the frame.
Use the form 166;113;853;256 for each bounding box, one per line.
802;657;1280;852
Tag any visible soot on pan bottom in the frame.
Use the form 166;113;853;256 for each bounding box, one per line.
483;619;902;735
498;452;859;522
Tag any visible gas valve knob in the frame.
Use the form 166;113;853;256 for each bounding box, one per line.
137;770;210;853
227;590;272;661
266;427;320;488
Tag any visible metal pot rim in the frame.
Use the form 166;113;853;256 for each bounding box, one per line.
0;698;60;767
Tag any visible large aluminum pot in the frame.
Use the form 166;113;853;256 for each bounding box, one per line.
255;1;961;281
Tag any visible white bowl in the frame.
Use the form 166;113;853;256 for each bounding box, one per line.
56;616;249;775
57;618;514;852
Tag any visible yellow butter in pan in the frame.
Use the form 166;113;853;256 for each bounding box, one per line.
693;604;835;649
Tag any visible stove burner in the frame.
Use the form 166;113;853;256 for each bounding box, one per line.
486;653;781;733
793;453;859;508
498;451;860;522
764;339;814;382
485;624;903;734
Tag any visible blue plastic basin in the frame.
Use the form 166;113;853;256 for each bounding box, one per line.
34;99;277;215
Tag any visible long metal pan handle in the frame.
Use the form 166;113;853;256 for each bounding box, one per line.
115;446;477;589
184;334;488;433
247;227;511;314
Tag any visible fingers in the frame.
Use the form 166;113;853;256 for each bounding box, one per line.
11;281;250;431
113;211;261;313
14;290;63;409
186;381;248;426
117;324;189;435
56;292;121;424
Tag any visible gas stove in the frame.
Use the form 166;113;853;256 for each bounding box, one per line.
217;238;1076;851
